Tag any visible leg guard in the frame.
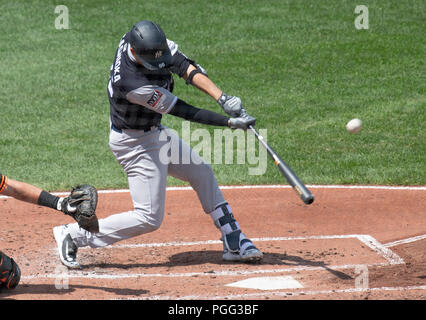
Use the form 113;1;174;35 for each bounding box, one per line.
0;251;21;290
210;203;240;252
210;204;263;262
210;203;258;253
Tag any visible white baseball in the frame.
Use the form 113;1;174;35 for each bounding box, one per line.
346;118;362;134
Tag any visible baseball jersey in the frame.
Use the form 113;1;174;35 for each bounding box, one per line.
0;173;7;193
108;32;192;130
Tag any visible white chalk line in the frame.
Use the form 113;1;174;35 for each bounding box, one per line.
1;184;425;199
88;234;405;253
91;184;426;193
357;235;404;265
384;234;426;248
120;285;426;300
21;233;420;282
22;262;390;281
4;184;423;297
22;234;425;298
85;234;404;266
22;234;404;280
97;184;426;192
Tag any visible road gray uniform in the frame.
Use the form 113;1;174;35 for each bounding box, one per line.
62;29;262;263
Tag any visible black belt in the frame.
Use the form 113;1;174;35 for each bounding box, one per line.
111;124;122;133
111;124;158;133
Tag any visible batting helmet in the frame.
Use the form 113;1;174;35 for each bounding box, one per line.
129;20;172;70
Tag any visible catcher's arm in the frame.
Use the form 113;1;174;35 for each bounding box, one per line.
61;184;99;233
0;176;99;233
2;177;48;205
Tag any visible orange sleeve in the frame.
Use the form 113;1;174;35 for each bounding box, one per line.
0;174;8;193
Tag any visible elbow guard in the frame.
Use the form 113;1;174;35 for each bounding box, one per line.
185;63;208;85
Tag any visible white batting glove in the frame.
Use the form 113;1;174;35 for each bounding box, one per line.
217;92;243;117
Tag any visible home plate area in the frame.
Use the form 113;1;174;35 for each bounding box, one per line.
2;185;424;300
19;234;405;300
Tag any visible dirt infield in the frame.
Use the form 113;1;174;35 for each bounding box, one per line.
0;185;425;301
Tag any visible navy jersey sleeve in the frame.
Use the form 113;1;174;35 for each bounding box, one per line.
169;51;192;78
166;39;194;78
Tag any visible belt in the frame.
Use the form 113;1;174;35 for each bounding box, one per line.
111;124;158;133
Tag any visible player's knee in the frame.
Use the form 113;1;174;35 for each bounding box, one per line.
133;208;164;232
0;251;21;290
146;218;163;231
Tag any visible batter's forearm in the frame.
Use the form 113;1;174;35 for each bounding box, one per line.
169;99;229;127
184;64;222;101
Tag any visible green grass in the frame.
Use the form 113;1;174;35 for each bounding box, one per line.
0;0;424;191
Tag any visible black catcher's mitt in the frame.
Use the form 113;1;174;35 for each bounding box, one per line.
61;184;99;233
0;251;21;290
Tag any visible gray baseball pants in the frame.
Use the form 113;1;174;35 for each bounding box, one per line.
68;125;226;248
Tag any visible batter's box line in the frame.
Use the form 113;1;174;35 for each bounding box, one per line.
1;184;425;199
21;234;403;280
384;234;426;248
82;234;405;266
23;262;392;281
121;285;426;300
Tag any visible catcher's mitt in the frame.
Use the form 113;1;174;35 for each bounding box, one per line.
61;184;99;233
0;251;21;290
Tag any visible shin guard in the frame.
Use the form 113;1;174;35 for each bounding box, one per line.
209;203;242;252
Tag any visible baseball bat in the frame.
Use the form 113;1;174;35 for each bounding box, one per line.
249;125;314;205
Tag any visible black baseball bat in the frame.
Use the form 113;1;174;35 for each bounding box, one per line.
249;125;314;205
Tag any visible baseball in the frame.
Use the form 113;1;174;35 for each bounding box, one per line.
346;118;362;134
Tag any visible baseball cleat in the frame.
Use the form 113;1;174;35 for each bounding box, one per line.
53;225;81;269
222;247;263;263
221;235;263;263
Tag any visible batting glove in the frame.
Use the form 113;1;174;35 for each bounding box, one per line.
218;92;243;117
229;112;256;130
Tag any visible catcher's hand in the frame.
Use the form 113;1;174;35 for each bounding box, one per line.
61;184;99;233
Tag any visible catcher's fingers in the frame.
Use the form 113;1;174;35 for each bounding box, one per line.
68;195;91;206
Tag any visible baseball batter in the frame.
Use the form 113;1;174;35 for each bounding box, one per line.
0;172;98;290
53;20;263;269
